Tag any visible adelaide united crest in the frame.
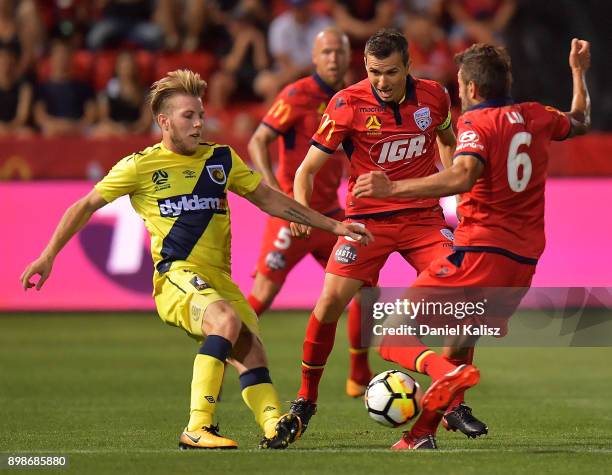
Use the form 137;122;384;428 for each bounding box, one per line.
413;107;432;131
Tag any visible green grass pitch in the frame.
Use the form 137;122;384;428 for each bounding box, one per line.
2;312;612;474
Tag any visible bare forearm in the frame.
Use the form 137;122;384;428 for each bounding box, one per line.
248;135;281;189
261;188;337;233
41;200;96;260
293;165;314;206
391;167;471;198
569;68;591;128
437;140;455;169
491;0;516;31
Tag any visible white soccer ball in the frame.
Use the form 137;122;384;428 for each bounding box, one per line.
364;370;422;427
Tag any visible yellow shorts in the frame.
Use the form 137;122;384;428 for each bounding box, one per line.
153;268;259;340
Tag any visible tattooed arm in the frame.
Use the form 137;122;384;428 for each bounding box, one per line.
245;182;372;242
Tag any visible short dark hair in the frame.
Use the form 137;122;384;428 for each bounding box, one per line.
364;28;409;65
455;44;512;100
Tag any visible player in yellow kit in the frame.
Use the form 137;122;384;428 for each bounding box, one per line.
20;69;371;450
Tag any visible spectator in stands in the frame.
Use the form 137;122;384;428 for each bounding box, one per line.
86;0;169;51
0;0;41;77
403;12;455;87
325;0;394;80
395;0;445;26
0;45;32;137
91;51;152;137
254;0;332;104
446;0;516;48
180;0;270;53
40;0;95;50
207;7;269;111
327;0;394;42
33;39;96;136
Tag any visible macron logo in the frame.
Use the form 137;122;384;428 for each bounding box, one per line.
158;194;227;217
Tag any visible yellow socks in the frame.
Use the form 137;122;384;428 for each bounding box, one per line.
187;335;232;431
240;368;282;438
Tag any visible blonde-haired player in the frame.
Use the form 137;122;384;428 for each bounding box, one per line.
21;69;371;450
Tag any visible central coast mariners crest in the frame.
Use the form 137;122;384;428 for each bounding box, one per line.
206;164;227;185
413;107;432;131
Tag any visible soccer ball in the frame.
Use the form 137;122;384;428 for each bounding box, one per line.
364;370;422;427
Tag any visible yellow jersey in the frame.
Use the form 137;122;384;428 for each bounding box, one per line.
95;141;262;282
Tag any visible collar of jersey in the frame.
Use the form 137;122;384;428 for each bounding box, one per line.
370;75;416;108
160;141;210;159
312;73;337;98
466;97;514;111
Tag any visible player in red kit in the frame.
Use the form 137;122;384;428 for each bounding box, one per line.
288;29;482;443
354;39;591;449
247;28;374;396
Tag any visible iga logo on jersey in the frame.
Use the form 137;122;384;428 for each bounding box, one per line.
158;194;227;217
369;133;426;170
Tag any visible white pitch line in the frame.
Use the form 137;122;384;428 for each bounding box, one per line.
5;448;612;455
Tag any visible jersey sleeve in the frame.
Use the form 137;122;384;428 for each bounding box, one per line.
94;154;139;203
227;148;263;197
543;105;572;141
436;85;453;131
310;91;353;154
261;85;303;134
454;116;488;164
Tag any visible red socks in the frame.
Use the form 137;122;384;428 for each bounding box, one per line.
409;350;475;439
443;347;475;410
409;408;444;438
247;294;266;317
347;299;372;385
378;345;455;380
297;313;338;402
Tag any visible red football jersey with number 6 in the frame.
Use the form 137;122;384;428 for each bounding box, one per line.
453;100;571;261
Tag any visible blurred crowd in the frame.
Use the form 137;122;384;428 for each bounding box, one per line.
0;0;608;138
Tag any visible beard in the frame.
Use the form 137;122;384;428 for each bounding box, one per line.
169;125;199;155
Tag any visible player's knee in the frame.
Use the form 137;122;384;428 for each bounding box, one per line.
203;302;242;343
314;292;345;323
251;274;281;308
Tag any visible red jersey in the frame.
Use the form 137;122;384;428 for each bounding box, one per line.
453;99;571;261
311;76;452;217
261;74;344;214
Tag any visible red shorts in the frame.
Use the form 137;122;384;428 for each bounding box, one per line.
325;206;454;287
255;209;344;284
413;250;537;337
413;250;536;287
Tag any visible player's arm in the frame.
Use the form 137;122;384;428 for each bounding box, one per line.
565;38;591;138
436;115;462;213
353;155;483;199
293;145;330;207
20;188;108;290
245;182;372;243
291;145;331;237
436;122;456;170
248;124;282;191
332;0;394;40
